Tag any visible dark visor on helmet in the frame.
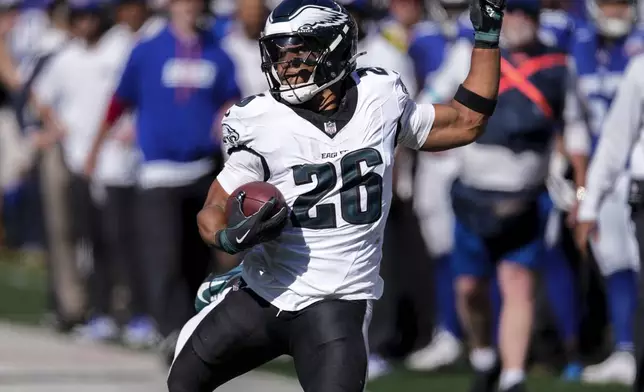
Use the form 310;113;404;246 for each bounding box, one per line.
261;35;326;67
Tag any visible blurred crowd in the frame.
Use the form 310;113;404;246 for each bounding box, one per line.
1;0;644;388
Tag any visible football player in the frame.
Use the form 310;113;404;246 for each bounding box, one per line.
167;0;505;390
566;0;643;385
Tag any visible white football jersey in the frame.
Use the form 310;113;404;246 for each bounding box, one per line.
217;68;434;311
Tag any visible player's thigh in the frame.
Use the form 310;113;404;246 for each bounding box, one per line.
290;299;372;392
591;175;640;275
451;219;493;278
167;287;284;392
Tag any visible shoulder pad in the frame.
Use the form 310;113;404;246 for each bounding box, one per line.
221;93;272;151
355;66;399;81
354;67;408;98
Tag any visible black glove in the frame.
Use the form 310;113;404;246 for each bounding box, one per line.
469;0;506;48
216;191;288;255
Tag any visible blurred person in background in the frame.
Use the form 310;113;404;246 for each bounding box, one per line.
1;0;71;255
538;0;574;51
220;0;269;97
97;0;158;349
445;1;567;391
0;0;22;93
11;0;78;331
33;0;140;341
347;0;416;96
412;1;586;380
570;52;644;392
0;0;26;247
426;0;469;39
379;0;421;51
209;0;235;40
565;0;643;384
84;0;240;363
532;3;585;381
404;0;468;374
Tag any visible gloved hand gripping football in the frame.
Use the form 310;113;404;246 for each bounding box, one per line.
469;0;506;48
216;191;288;254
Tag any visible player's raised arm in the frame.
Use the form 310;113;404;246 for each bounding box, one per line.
418;0;504;151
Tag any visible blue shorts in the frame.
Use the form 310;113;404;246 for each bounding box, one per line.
451;218;544;278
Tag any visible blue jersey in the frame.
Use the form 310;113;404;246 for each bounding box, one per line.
567;20;644;152
211;15;234;42
115;26;241;163
408;21;448;91
538;9;575;52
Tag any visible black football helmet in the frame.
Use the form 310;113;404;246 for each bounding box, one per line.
259;0;359;104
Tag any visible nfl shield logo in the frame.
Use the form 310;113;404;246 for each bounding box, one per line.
324;121;337;136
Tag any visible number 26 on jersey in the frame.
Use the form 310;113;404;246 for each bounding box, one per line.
290;148;384;229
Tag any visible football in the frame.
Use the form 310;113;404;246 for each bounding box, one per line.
226;181;287;218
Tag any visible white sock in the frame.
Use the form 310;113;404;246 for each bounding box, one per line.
499;369;525;390
469;347;497;372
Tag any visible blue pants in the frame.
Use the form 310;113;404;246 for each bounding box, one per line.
451;219;543;278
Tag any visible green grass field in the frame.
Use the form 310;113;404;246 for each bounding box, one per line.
0;251;630;392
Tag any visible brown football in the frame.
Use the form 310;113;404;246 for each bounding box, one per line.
226;181;287;218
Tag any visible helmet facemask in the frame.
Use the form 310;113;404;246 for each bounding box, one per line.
260;22;357;105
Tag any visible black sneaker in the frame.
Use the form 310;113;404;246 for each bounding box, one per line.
469;360;501;392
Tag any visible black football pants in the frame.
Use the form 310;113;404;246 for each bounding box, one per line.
167;285;372;392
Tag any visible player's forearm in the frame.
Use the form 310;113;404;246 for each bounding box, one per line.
198;180;232;247
197;204;228;246
569;153;588;188
418;48;500;152
448;47;500;139
462;48;501;104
